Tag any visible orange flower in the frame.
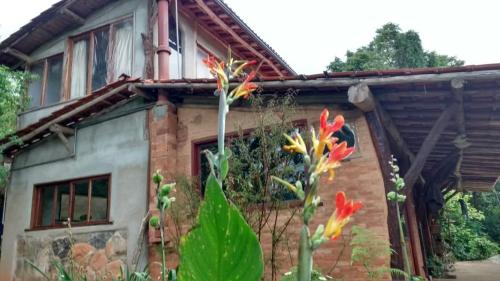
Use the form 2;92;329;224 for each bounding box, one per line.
203;56;228;91
229;71;258;100
314;141;354;180
324;192;362;240
232;60;257;77
313;109;345;159
319;109;345;141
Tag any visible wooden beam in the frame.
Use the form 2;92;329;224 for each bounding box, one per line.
193;0;284;77
364;106;405;271
347;83;375;112
3;84;129;152
138;69;500;90
3;48;31;63
128;84;155;101
60;8;85;25
348;83;425;184
49;124;75;136
403;102;459;193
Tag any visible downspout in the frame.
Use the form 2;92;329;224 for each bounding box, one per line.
157;0;171;102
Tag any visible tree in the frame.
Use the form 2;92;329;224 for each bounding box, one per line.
0;65;31;188
328;23;464;72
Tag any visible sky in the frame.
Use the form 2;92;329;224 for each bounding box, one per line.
1;0;500;74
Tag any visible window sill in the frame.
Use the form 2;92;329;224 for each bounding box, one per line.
25;221;113;232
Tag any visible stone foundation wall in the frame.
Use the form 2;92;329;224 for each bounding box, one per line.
15;229;127;281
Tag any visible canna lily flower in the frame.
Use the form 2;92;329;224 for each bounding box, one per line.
232;60;257;77
324;192;362;240
314;141;354;180
203;56;228;91
229;71;258;100
283;130;307;155
313;109;345;159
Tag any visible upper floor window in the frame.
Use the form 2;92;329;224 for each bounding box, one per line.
70;18;133;99
27;54;63;109
169;15;182;79
31;175;111;229
195;44;213;78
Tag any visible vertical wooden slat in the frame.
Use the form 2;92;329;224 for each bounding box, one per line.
87;33;95;95
40;59;49;106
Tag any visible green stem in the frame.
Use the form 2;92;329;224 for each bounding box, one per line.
297;225;312;281
160;216;167;281
396;201;412;280
217;85;228;185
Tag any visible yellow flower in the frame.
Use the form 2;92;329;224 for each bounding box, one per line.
283;131;307;155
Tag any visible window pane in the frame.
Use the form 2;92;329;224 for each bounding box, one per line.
92;29;110;90
27;63;44;108
169;16;182;79
196;48;211;78
71;39;88;99
55;184;70;224
39;187;55;226
90;178;109;221
111;20;133;80
72;181;89;223
44;55;63;106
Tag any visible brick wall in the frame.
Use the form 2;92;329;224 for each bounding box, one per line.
148;103;391;281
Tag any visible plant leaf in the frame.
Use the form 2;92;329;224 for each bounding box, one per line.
178;174;264;281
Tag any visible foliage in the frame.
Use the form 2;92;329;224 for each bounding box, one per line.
149;171;176;281
0;65;32;188
177;54;264;281
327;23;464;72
226;94;301;281
470;190;500;243
440;194;499;261
386;156;412;280
350;226;407;281
279;267;327;281
166;175;201;251
426;255;445;278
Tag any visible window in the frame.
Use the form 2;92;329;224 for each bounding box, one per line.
153;14;183;79
70;18;133;99
31;175;110;229
27;54;64;108
193;122;307;201
195;45;213;78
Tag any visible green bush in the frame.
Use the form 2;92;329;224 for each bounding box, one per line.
440;194;500;260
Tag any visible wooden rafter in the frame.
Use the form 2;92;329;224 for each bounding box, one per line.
403;102;459;193
60;8;85;25
192;0;284;77
3;47;31;63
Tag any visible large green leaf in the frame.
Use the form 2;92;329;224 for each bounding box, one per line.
178;174;264;281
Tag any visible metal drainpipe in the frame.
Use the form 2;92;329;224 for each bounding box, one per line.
157;0;170;102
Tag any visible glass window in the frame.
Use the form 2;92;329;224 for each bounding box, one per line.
71;39;89;99
44;55;63;105
27;62;44;108
92;29;110;90
72;181;89;223
196;47;212;78
90;178;109;221
32;175;110;228
169;15;182;79
70;18;133;98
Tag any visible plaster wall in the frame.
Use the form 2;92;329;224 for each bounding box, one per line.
0;110;150;280
20;0;148;129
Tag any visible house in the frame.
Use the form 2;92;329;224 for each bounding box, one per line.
1;1;499;280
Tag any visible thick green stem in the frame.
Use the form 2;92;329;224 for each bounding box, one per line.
297;225;312;281
217;87;227;185
160;216;167;281
396;202;412;280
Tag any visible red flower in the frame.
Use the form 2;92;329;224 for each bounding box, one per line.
324;192;362;240
229;71;258;100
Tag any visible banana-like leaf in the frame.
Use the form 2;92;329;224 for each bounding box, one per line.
178;174;264;281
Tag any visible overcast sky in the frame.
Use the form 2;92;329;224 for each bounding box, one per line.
1;0;500;74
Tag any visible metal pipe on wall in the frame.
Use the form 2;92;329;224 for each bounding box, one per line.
157;0;171;82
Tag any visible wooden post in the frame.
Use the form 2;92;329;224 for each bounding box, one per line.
349;84;404;270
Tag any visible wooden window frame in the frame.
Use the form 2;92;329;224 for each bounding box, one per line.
27;53;64;108
29;174;112;231
66;16;134;99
